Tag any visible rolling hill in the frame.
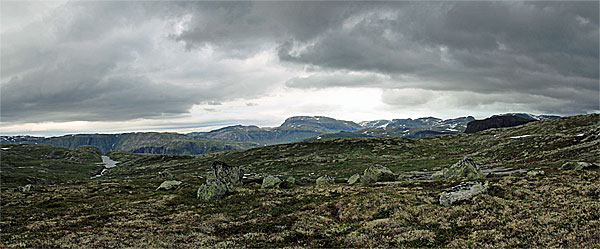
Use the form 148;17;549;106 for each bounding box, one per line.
1;113;597;248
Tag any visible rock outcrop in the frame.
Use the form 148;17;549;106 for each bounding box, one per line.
361;165;395;183
439;181;488;206
561;162;599;170
432;157;482;180
261;175;282;189
316;175;334;185
464;116;534;133
212;161;243;186
156;180;182;191
197;178;233;200
197;161;242;200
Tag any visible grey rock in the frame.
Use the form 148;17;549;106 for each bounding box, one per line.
197;178;234;200
316;175;335;185
156;180;182;191
439;181;488;206
348;174;361;185
212;161;243;186
432;157;482;180
561;162;599;170
261;175;282;189
361;165;395;183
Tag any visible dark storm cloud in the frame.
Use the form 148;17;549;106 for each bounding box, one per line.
2;1;598;125
0;2;276;124
0;2;205;123
275;2;599;114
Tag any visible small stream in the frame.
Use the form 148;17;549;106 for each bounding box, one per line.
91;156;119;179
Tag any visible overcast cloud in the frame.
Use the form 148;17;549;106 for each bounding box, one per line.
1;1;598;135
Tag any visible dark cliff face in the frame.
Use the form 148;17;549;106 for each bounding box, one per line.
464;116;535;133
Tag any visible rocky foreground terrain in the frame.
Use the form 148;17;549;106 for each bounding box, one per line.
0;114;598;247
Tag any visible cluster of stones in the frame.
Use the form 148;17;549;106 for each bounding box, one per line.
261;175;297;189
431;157;488;206
170;156;595;206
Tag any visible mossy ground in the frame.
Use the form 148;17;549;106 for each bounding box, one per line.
1;170;598;247
0;144;102;188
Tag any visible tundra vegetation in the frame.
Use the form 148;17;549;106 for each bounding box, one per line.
1;114;598;247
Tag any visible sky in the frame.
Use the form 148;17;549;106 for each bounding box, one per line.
1;1;598;137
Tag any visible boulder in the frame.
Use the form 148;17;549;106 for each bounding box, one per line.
197;178;234;201
261;175;282;189
347;174;361;185
156;180;182;191
361;165;395;183
212;161;243;186
561;162;599;170
316;175;335;185
439;181;488;206
432;157;482;180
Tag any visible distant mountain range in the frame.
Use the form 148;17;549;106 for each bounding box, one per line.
1;133;258;154
305;116;476;141
0;113;560;155
188;116;362;144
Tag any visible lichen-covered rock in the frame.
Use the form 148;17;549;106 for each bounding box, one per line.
348;174;361;185
212;161;243;186
197;179;233;201
361;165;395;183
316;175;335;185
261;175;282;189
561;162;599;170
432;157;482;180
439;181;488;206
156;180;182;191
527;170;545;176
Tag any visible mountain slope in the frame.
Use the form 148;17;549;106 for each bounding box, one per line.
0;144;103;187
304;116;475;141
1;133;257;155
189;116;363;144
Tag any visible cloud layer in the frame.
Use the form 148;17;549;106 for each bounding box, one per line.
1;1;598;128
